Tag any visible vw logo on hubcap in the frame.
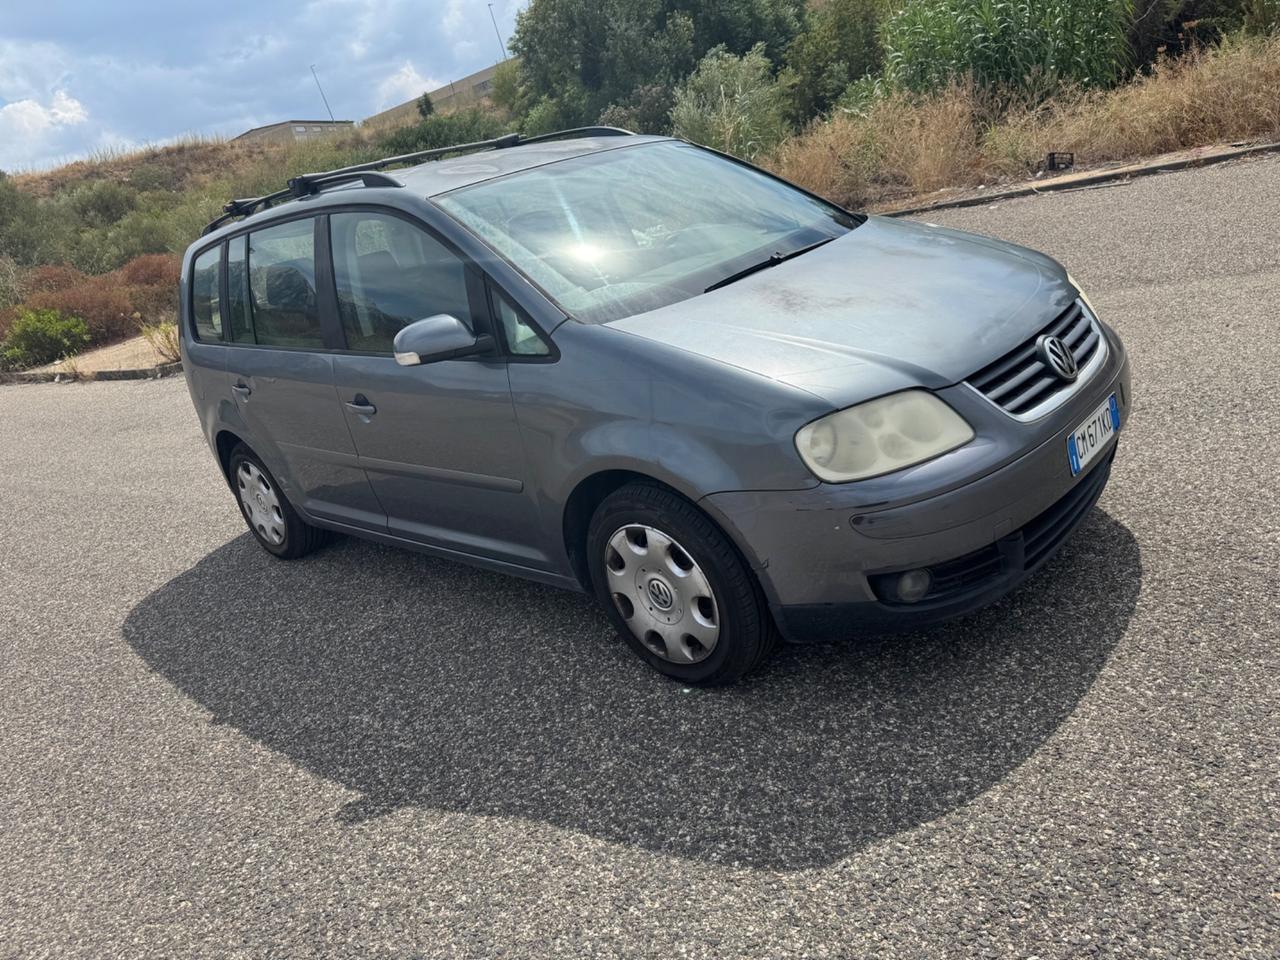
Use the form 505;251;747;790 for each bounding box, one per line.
646;577;675;611
1036;334;1079;382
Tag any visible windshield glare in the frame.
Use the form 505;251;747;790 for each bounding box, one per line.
436;141;856;324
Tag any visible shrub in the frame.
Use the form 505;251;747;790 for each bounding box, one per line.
883;0;1134;97
139;319;181;363
25;280;135;345
375;108;512;155
417;91;436;118
119;252;180;288
69;180;137;228
783;0;887;121
597;84;677;133
0;308;91;370
671;43;791;160
24;264;86;294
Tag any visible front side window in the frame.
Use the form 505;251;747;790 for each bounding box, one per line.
330;211;475;353
190;246;223;341
246;219;323;348
436;141;857;324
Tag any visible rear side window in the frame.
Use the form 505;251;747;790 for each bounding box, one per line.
225;235;255;343
246;219;323;348
330;211;474;353
190;247;223;341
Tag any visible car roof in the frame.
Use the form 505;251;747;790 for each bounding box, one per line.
398;133;672;197
193;134;672;248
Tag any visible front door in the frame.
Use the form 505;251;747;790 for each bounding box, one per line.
223;220;385;530
325;210;548;570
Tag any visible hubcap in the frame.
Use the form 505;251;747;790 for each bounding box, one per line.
237;461;286;546
604;524;719;664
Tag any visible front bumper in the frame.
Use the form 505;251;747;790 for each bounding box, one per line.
702;339;1131;644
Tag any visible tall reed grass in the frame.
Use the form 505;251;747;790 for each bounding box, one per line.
771;32;1280;207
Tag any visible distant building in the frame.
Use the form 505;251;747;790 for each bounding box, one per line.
363;60;510;131
232;120;355;146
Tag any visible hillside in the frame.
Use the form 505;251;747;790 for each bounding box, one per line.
1;1;1278;371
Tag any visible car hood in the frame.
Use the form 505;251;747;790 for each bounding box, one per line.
607;215;1078;408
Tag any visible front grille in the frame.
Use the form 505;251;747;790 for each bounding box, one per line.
968;300;1102;416
869;449;1114;607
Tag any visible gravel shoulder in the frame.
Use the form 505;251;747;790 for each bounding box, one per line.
1;155;1277;959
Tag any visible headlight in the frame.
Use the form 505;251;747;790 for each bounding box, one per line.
1067;273;1099;317
795;390;974;483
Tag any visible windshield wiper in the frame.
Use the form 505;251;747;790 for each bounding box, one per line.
703;236;837;293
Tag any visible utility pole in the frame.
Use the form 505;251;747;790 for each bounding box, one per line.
310;64;336;122
487;3;506;62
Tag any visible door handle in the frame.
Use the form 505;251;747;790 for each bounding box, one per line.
345;394;376;416
232;382;251;398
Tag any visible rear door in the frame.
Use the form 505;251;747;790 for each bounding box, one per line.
223;216;385;530
325;209;549;570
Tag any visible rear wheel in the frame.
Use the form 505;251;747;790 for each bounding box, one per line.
228;444;331;559
587;483;776;685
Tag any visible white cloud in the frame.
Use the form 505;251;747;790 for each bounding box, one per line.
0;90;86;136
375;62;441;110
443;0;466;36
0;90;91;167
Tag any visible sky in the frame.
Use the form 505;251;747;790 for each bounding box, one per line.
0;0;525;171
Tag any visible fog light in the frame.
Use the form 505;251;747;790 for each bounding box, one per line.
896;569;933;604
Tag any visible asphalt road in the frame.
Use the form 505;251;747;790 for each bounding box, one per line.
2;155;1278;959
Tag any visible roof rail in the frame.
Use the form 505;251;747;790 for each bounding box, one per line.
518;126;634;145
202;126;635;235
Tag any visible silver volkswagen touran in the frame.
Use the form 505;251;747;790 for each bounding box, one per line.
180;127;1130;684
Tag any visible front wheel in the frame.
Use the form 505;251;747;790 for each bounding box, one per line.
586;483;777;685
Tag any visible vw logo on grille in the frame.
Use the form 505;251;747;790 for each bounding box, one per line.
646;578;675;611
1037;334;1079;382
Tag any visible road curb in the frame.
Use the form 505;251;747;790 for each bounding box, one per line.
0;361;183;386
882;140;1280;218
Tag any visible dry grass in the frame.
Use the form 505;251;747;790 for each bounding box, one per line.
770;32;1280;207
138;320;181;364
987;34;1280;173
771;82;982;203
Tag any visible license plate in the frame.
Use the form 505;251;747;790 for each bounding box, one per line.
1067;393;1120;476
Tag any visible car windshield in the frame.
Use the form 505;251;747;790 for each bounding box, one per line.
435;141;858;324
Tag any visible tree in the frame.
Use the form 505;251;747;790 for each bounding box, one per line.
416;91;436;119
671;44;790;161
783;0;887;122
508;0;802;130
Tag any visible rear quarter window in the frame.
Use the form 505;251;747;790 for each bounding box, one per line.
190;246;223;341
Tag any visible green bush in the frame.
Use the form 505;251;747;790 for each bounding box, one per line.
375;107;513;154
783;0;888;121
597;84;676;133
69;180;137;228
883;0;1135;96
0;308;91;370
671;43;790;160
508;0;801;132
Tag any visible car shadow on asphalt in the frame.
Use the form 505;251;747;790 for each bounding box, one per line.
122;509;1140;871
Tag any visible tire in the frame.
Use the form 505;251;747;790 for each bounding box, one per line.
228;443;332;559
586;482;777;685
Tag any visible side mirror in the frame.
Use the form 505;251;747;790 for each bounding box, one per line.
393;314;494;366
